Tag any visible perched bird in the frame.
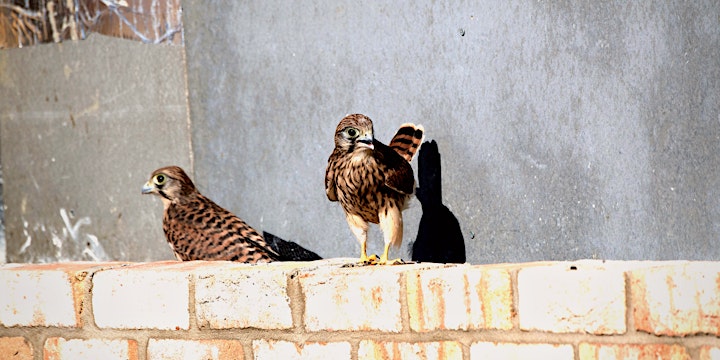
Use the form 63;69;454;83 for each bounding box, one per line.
410;140;466;263
325;114;424;264
142;166;321;262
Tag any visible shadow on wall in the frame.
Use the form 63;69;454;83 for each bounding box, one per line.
410;140;466;264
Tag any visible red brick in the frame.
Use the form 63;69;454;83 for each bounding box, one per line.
0;337;33;360
406;265;512;331
147;339;244;360
359;340;463;360
518;261;626;334
0;262;121;327
44;337;138;360
630;262;720;336
578;343;690;360
470;342;573;360
252;340;351;360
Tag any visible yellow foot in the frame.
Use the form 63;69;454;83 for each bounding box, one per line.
360;254;379;265
341;253;382;267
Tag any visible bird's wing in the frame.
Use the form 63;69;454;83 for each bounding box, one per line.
377;141;415;195
325;154;339;201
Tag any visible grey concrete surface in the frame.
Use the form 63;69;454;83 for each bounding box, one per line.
183;1;720;263
0;35;191;262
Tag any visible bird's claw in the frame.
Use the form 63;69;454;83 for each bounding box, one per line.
344;256;413;266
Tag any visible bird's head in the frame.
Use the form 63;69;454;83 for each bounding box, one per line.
141;166;197;207
334;114;375;153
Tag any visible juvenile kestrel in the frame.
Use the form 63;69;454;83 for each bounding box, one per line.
325;114;424;264
142;166;284;263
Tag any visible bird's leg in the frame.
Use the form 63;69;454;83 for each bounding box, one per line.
360;240;376;263
378;206;403;265
346;213;375;264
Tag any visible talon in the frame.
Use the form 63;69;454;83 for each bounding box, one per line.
378;257;405;265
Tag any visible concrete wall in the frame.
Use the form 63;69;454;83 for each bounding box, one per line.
183;1;720;263
1;1;718;264
0;36;191;262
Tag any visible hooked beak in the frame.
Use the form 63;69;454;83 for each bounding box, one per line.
356;133;374;150
141;181;155;195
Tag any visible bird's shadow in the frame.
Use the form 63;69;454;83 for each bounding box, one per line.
409;140;466;263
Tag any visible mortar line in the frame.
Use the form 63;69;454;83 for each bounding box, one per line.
624;270;635;335
510;267;520;331
399;270;410;333
350;338;360;360
188;272;198;332
287;269;305;335
136;336;149;360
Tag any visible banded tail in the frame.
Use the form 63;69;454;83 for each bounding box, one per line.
389;123;425;162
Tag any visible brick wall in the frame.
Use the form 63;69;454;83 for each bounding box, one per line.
0;259;719;359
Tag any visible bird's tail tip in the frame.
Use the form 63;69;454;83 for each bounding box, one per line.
390;123;425;162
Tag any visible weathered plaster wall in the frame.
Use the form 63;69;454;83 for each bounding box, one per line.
0;35;191;262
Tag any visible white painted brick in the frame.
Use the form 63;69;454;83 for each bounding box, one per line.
579;343;690;360
195;262;294;329
359;340;463;360
253;340;351;360
147;339;244;360
92;262;192;330
0;268;76;327
406;265;513;331
470;342;574;360
300;265;404;332
700;346;720;360
630;262;720;336
44;338;137;360
0;263;114;327
518;261;626;334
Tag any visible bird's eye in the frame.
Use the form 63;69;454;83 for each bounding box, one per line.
346;128;359;138
153;174;167;186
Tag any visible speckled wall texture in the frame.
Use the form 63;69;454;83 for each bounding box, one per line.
1;1;719;263
183;1;720;263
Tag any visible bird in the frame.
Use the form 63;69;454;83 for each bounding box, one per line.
410;140;466;263
325;114;424;265
142;166;321;263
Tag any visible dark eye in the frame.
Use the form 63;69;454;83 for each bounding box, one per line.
346;128;358;137
154;174;167;185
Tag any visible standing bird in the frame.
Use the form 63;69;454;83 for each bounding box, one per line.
325;114;424;264
142;166;321;263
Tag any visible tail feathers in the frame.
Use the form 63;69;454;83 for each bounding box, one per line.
263;231;323;261
389;123;424;162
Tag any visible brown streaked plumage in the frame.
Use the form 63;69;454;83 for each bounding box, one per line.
141;166;279;263
325;114;424;264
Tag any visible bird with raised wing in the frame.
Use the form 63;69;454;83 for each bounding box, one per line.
325;114;424;264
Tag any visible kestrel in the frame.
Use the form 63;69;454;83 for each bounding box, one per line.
142;166;316;263
325;114;424;264
411;140;465;263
